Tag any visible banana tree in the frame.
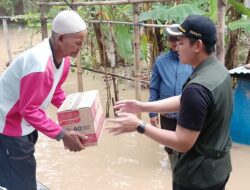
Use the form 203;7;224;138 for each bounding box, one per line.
139;0;250;69
226;0;250;68
139;3;204;69
90;4;134;67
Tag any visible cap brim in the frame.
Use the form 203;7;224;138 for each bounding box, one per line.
165;24;184;37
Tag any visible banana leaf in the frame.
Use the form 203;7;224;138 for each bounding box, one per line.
208;0;217;22
139;7;170;21
139;4;204;23
228;0;250;17
115;25;134;65
228;18;250;32
140;34;148;63
160;4;204;22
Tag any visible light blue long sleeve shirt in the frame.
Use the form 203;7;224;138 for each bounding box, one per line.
149;50;193;118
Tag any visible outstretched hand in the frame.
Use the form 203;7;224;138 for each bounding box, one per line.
106;112;142;135
114;99;142;114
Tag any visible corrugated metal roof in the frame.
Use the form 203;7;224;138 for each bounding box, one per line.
229;66;250;75
229;66;250;79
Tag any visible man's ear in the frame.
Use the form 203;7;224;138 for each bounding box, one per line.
194;39;203;53
58;34;64;43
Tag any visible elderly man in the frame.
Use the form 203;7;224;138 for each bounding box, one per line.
108;15;232;190
0;10;88;190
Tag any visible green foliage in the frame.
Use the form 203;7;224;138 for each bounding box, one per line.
228;0;250;17
139;4;170;21
208;0;217;22
139;4;203;23
3;0;249;69
113;4;133;21
11;13;40;32
115;25;134;65
7;5;72;33
0;0;17;15
228;18;250;32
183;0;209;12
0;0;38;15
182;0;217;20
88;5;135;66
80;51;95;69
140;34;148;65
161;4;204;21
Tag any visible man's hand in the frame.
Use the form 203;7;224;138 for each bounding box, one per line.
114;100;142;114
62;131;88;152
150;116;159;127
106;112;142;135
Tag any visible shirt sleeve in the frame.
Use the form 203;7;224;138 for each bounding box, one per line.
19;70;63;139
177;83;213;131
149;61;160;118
18;57;70;139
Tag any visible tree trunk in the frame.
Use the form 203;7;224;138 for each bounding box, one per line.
175;0;182;4
245;49;250;65
216;0;226;64
225;30;240;69
142;3;165;69
14;0;24;15
40;1;48;40
92;22;109;67
133;3;142;118
225;1;242;69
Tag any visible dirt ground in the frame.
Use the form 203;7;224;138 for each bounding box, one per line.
1;28;250;190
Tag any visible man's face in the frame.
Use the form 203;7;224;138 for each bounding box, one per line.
167;36;178;52
177;36;196;64
60;30;87;58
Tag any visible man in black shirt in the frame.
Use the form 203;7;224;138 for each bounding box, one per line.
107;15;232;190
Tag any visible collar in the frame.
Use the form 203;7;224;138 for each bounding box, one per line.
49;38;62;69
183;54;217;87
193;54;217;73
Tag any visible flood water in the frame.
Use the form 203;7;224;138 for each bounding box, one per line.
1;27;250;190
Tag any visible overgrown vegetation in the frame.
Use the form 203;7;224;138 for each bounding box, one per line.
1;0;250;70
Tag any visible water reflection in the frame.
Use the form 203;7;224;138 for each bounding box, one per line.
36;126;172;190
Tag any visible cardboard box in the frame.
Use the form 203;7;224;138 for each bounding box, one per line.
57;90;104;146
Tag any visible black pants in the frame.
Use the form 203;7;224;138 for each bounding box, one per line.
160;116;177;170
0;130;38;190
173;175;230;190
160;115;177;154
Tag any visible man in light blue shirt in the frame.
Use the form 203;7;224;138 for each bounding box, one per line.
149;26;192;168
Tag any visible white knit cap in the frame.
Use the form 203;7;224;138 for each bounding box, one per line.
52;10;87;34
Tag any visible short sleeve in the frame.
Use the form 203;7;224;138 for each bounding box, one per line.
178;83;213;131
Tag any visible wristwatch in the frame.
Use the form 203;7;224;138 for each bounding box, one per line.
136;121;147;134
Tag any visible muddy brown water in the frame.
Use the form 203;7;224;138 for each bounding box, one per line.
1;27;250;190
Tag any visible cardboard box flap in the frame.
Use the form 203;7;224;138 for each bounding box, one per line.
58;93;81;112
77;90;98;108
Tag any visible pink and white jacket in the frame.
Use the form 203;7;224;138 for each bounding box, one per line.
0;38;70;139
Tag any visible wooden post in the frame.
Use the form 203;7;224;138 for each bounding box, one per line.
133;3;142;118
40;0;48;39
38;0;171;6
2;18;12;65
71;4;84;92
216;0;226;65
75;52;84;92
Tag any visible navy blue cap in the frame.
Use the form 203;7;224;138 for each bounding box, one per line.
166;15;217;45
